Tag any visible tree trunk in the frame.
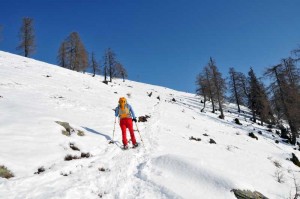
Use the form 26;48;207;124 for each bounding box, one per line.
232;73;241;113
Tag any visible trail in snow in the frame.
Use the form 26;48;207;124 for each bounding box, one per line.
1;51;299;199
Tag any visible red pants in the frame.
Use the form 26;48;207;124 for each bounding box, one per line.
120;118;137;146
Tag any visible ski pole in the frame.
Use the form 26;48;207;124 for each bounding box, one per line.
135;122;145;147
109;117;116;144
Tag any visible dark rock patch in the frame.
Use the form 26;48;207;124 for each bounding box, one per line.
234;118;242;125
69;143;80;151
189;136;201;141
249;132;258;140
231;189;268;199
209;139;216;144
138;115;151;122
34;167;45;174
290;153;300;167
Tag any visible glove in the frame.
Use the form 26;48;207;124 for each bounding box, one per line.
132;118;137;123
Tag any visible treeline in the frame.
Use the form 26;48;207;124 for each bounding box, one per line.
196;48;300;145
0;17;128;82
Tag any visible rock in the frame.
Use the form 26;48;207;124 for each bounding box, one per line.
291;153;300;167
138;115;150;122
209;139;216;144
258;131;262;135
34;167;45;174
231;189;268;199
69;143;80;151
234;118;242;125
275;140;279;144
203;133;209;136
249;132;258;140
189;136;201;141
81;152;90;158
172;98;176;102
56;121;72;136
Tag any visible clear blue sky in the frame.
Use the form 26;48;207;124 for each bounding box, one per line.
1;0;300;93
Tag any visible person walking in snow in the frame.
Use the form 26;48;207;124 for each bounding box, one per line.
115;97;138;149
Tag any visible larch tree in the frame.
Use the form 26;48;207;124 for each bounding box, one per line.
248;67;273;125
209;57;226;119
17;17;35;57
115;62;127;82
90;52;100;77
264;57;300;144
228;67;246;113
196;73;210;112
57;41;68;69
103;48;117;83
204;66;216;113
57;32;88;72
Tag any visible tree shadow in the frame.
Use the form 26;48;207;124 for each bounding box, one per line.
82;127;111;141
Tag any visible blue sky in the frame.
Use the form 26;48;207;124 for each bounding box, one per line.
1;0;300;93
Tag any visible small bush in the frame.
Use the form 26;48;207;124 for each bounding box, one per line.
274;169;285;183
273;160;282;168
77;130;85;136
0;165;14;179
62;130;70;136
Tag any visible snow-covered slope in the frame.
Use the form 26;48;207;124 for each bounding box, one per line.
0;51;299;199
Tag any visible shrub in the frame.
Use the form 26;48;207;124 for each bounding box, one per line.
0;165;14;179
77;130;85;136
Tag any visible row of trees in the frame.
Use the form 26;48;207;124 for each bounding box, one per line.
2;17;128;82
196;48;300;144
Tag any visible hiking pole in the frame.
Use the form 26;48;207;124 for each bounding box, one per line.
109;117;116;144
135;122;145;147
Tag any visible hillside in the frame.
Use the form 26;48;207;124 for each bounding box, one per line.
0;51;299;199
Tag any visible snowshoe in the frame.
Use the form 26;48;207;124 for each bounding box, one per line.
132;143;139;148
123;145;129;150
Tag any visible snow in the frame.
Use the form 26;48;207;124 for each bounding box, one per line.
0;50;299;198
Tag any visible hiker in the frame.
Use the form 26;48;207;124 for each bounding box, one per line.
115;97;138;149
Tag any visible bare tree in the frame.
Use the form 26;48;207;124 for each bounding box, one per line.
57;41;68;69
57;32;88;72
228;67;247;113
103;48;117;83
264;58;300;144
209;57;226;119
248;67;273;125
204;66;216;113
114;62;127;82
17;17;35;57
196;73;209;112
90;52;100;77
